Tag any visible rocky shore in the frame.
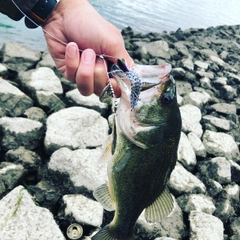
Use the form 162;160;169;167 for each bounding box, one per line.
0;24;240;240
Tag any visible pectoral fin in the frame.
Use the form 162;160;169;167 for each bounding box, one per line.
93;183;115;211
145;187;174;223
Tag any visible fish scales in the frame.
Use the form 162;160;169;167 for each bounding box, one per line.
93;61;181;240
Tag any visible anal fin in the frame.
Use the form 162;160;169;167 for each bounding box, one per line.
93;183;115;211
145;187;174;223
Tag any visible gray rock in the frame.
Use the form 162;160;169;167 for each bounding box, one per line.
209;55;226;67
229;160;240;184
202;115;231;131
64;194;103;227
0;63;8;77
177;194;216;214
0;186;65;240
35;90;65;113
229;217;240;240
180;104;203;137
210;103;237;115
169;162;206;196
155;238;176;240
189;211;224;240
136;199;185;240
200;77;212;89
5;146;41;169
0;117;44;151
220;85;237;101
183;91;211;109
224;184;239;201
173;41;190;57
213;77;228;87
194;60;209;70
196;70;215;79
36;50;55;69
178;132;196;170
18;67;63;98
202;130;239;161
48;147;107;191
214;193;235;222
66;89;108;115
176;81;193;96
180;57;194;71
23;106;47;123
187;132;206;158
1;42;41;71
44;107;108;154
198;157;231;185
140;40;171;60
0;162;25;196
172;67;186;78
0;79;33;116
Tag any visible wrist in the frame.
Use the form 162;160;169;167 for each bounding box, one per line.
25;0;60;28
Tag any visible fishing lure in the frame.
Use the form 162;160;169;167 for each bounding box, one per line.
110;59;142;109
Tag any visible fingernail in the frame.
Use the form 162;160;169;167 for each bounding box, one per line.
83;49;95;63
68;45;78;58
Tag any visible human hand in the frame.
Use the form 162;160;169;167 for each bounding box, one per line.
42;0;132;97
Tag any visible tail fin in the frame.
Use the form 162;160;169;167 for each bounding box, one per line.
91;225;117;240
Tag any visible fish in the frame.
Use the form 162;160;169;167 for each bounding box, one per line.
92;60;182;240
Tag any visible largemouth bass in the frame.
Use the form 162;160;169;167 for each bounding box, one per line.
92;60;182;240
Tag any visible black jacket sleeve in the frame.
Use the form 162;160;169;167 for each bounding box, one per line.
0;0;38;20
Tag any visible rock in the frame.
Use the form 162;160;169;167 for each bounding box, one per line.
168;162;206;196
0;117;44;151
180;57;194;71
5;146;41;171
187;132;206;158
23;106;47;123
173;41;190;57
63;194;103;227
0;186;65;240
0;63;8;77
35;90;65;113
141;40;171;60
48;147;107;191
224;184;239;201
229;160;240;184
172;67;186;78
176;81;193;96
209;55;226;67
44;107;108;154
177;194;216;214
177;132;196;170
202;130;239;161
197;157;231;184
36;50;55;69
18;67;63;98
183;91;211;109
219;85;237;101
136;199;185;240
189;211;224;240
210;103;237;115
229;217;240;240
0;78;33;117
194;60;209;70
0;162;25;196
180;104;203;137
202;115;231;131
66;89;108;115
1;42;41;71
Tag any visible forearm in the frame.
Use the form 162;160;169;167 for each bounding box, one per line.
0;0;38;20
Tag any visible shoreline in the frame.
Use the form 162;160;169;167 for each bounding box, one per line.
0;25;240;239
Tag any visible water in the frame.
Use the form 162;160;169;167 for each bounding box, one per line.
0;0;240;51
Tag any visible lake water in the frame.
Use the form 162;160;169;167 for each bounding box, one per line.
0;0;240;51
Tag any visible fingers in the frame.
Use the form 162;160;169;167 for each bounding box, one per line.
75;49;96;96
65;42;80;82
65;44;122;97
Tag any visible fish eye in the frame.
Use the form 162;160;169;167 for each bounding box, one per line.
160;93;173;104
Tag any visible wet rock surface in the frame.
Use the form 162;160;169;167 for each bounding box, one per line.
0;25;240;240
